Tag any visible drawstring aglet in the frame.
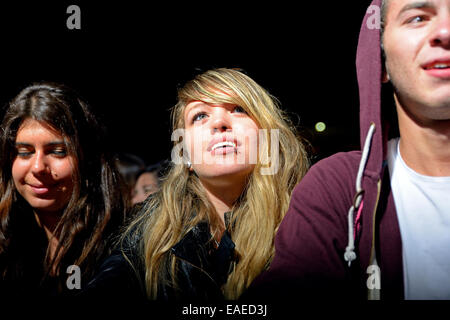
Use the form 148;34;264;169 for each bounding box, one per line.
344;248;357;267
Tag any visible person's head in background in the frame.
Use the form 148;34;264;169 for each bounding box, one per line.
115;152;146;194
131;160;168;205
0;82;129;291
124;68;310;300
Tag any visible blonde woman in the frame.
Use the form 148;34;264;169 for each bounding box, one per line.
82;68;310;301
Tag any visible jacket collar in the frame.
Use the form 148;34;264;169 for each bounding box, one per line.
171;217;236;285
171;222;212;267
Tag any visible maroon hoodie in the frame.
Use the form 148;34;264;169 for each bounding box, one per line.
244;0;404;300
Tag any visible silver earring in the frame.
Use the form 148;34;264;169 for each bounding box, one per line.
186;160;192;169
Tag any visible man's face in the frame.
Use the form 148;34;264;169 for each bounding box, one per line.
383;0;450;122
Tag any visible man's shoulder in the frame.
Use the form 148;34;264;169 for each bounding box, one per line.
290;151;362;204
303;151;362;184
313;150;362;172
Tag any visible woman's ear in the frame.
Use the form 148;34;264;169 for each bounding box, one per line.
187;160;194;172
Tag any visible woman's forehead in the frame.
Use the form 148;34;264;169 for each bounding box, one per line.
184;101;239;115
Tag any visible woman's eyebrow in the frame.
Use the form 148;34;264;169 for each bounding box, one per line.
186;103;207;116
15;141;65;146
45;141;65;146
15;142;31;147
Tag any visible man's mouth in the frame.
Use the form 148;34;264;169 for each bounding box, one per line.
421;59;450;78
423;59;450;70
424;62;450;70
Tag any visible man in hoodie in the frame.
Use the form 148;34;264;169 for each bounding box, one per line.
244;0;450;301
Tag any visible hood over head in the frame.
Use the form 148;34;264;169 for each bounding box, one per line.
356;0;386;177
344;1;387;295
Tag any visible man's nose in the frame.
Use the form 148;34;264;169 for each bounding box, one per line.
430;14;450;48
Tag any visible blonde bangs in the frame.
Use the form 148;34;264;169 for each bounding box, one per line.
176;68;285;129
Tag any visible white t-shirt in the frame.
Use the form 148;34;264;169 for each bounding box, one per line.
387;138;450;300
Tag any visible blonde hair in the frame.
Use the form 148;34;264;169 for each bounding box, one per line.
122;68;309;299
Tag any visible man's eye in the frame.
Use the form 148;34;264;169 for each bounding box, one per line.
407;15;426;24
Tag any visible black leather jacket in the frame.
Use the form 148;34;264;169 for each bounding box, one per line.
81;220;236;302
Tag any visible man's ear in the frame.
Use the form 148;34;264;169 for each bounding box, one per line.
382;69;390;83
381;41;390;83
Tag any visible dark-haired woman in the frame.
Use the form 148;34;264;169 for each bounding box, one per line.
0;82;129;297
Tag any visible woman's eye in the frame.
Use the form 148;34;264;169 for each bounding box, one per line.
16;150;32;157
233;106;247;114
192;112;208;122
51;148;67;157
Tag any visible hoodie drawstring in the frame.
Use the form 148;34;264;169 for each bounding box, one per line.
344;123;376;266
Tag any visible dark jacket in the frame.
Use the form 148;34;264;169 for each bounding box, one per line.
243;0;404;301
81;218;236;302
0;207;64;297
0;202;103;298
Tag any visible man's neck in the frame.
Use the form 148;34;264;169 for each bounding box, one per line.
397;106;450;176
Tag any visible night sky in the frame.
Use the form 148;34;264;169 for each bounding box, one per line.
0;1;373;166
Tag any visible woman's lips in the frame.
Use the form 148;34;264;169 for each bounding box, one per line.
210;140;238;156
29;184;51;194
207;135;241;152
211;146;237;155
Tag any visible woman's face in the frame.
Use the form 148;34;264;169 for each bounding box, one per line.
183;101;260;185
12;119;75;214
131;171;159;205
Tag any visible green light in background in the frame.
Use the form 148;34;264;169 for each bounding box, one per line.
315;122;326;132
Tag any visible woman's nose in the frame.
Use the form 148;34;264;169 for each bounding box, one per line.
211;112;232;133
31;151;49;175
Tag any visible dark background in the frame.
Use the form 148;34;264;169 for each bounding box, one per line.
0;1;372;166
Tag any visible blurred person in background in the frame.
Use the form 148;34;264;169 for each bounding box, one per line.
131;160;169;205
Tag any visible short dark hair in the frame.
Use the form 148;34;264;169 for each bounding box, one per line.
381;0;389;36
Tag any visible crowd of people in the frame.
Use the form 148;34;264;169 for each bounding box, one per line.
1;0;450;306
